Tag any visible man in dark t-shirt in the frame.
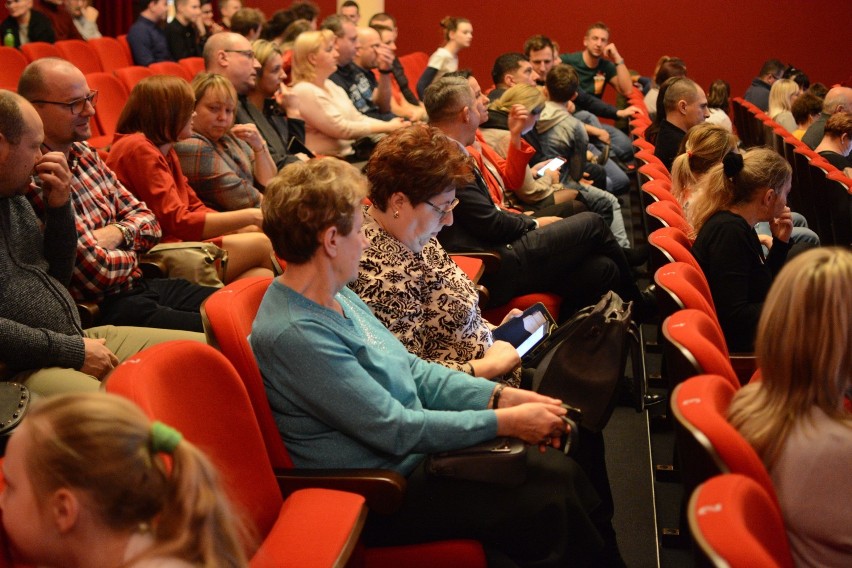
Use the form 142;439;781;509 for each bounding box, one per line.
560;21;633;99
653;77;709;171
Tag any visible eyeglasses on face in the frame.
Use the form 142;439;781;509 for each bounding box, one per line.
30;90;98;115
424;197;460;218
224;49;255;59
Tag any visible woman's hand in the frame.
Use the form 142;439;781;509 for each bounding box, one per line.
496;402;568;451
496;387;562;409
231;124;267;153
769;206;793;243
499;309;523;325
473;341;520;378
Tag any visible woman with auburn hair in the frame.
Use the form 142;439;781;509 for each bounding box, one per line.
689;147;794;352
727;247;852;567
175;73;277;212
814;112;852;175
768;78;801;133
289;30;406;161
416;16;473;98
107;75;274;283
0;392;248;568
253;156;619;567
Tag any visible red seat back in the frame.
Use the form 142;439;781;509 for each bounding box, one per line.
85;72;128;142
689;474;794;568
0;46;27;91
200;277;294;470
116;34;132;64
54;40;102;74
106;341;284;539
178;56;205;80
648;227;698;273
114;65;153;94
87;37;132;72
148;60;192;81
663;310;740;390
646;199;692;235
20;42;60;62
396;51;429;102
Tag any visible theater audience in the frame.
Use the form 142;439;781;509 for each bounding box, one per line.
1;0;55;47
165;0;204;60
416;16;472;99
175;73;276;211
768;78;800;133
199;0;223;37
34;0;79;41
217;0;241;30
287;0;320;30
0;90;203;395
251;156;617;567
652;77;709;171
814;112;852;175
0;392;247;568
802;85;852;149
107;75;274;281
560;21;633;99
127;0;172;66
290;30;405;160
644;56;686;120
230;7;264;41
790;91;823;140
743;58;785;112
704;79;732;132
728;247;852;568
689;148;793;352
64;0;101;40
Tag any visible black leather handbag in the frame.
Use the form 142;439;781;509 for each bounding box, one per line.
528;291;641;433
0;382;30;454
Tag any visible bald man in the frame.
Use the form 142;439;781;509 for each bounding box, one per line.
330;26;398;121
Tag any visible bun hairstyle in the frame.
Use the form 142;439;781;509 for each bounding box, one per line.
440;16;470;42
687;147;791;237
23;393;249;568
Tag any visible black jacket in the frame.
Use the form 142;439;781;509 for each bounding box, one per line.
2;10;55;48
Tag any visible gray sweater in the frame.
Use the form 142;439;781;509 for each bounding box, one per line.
0;195;86;372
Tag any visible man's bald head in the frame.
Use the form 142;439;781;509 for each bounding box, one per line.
203;31;247;70
17;57;79;102
824;86;852;115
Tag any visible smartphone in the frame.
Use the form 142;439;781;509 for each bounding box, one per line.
536;157;566;178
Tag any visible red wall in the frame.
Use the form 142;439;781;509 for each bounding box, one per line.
386;0;852;107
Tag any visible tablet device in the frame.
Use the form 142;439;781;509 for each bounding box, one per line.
491;303;557;359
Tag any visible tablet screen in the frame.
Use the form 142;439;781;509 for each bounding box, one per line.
515;321;547;357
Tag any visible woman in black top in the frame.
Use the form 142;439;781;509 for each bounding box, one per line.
690;148;793;352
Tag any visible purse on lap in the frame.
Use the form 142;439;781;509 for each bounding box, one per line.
142;242;229;288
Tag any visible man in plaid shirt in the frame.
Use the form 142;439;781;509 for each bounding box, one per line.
19;58;217;333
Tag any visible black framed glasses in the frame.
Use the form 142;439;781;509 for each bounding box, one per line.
30;90;98;115
424;197;459;219
225;49;256;59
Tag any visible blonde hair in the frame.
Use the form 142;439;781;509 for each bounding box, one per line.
687;147;791;237
192;72;238;107
291;29;335;83
23;393;248;568
262;157;367;263
768;78;799;120
251;38;282;70
489;83;545;113
728;247;852;468
671;123;738;206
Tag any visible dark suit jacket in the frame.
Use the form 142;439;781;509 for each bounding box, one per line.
2;10;55;48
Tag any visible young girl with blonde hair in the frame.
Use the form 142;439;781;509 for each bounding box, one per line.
0;393;248;568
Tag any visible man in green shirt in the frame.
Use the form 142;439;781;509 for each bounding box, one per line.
560;21;633;99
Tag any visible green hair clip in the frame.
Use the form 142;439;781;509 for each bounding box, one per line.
150;421;183;454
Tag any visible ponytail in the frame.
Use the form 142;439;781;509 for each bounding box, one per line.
671;123;738;208
440;16;469;42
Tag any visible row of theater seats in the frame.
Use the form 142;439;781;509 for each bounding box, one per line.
732;97;852;246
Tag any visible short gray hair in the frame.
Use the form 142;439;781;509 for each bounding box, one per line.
424;76;472;125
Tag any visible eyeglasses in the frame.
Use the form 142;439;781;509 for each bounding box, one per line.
424;197;459;219
225;49;256;59
30;90;98;115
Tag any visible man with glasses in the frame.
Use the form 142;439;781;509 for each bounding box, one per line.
18;58;217;333
127;0;172;66
744;59;786;112
0;88;204;397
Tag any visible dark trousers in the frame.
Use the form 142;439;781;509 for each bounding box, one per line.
98;278;218;332
363;448;611;567
483;212;641;320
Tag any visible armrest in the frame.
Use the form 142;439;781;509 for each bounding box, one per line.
275;468;406;515
138;256;166;279
76;302;100;329
729;353;757;386
250;488;366;568
447;251;502;274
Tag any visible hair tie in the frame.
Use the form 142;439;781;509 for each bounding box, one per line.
686;151;693;159
722;152;744;178
150;421;183;454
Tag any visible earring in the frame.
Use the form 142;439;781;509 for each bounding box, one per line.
393;210;399;219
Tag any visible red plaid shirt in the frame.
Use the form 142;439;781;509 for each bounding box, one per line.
29;142;161;303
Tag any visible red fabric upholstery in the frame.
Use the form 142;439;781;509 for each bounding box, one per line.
449;255;484;283
178;56;205;80
482;293;562;326
689;474;794;568
85;72;128;141
116;34;132;64
113;65;153;94
0;47;27;91
20;42;59;62
635;149;668;170
250;488;366;568
654;262;716;317
396;51;428;102
638;161;672;182
663;310;741;391
648;227;698;274
646;200;692;235
632;137;655;152
88;37;132;71
54;39;102;74
148;60;192;80
200;277;294;469
641;180;680;207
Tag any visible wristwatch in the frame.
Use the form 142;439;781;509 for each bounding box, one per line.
111;223;133;249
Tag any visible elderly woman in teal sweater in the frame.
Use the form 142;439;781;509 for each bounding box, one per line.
250;156;616;567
